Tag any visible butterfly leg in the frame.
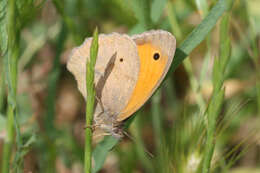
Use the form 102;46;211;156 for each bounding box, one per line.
95;95;107;118
95;96;104;111
84;124;99;131
83;96;106;130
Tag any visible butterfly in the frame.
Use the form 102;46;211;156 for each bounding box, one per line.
67;30;176;138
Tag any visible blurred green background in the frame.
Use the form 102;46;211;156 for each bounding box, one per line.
0;0;260;172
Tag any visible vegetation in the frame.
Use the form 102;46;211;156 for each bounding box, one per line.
0;0;259;172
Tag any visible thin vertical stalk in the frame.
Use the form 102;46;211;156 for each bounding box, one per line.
85;28;99;173
202;14;231;173
183;59;206;112
0;62;5;113
2;106;15;173
244;0;260;114
42;24;67;173
1;0;18;172
151;90;162;155
166;1;182;40
151;91;163;145
151;90;168;172
151;90;172;173
256;80;260;115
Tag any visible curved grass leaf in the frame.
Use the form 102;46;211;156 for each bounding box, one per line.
92;136;119;173
170;0;227;72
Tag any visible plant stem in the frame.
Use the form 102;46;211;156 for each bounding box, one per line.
85;28;99;173
2;106;15;173
202;14;231;173
151;90;164;171
245;1;260;114
0;62;5;113
2;0;18;172
43;24;67;173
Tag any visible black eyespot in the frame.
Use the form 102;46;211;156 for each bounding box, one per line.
120;58;123;62
153;52;160;60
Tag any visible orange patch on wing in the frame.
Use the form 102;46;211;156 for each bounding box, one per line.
117;43;168;121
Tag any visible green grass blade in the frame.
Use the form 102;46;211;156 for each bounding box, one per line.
202;89;225;173
150;0;167;23
170;0;227;72
0;62;5;113
151;90;172;173
202;14;231;173
0;113;6;132
1;0;19;172
41;24;67;173
166;1;182;40
0;0;8;56
92;136;119;173
151;90;163;150
85;28;99;173
183;58;206;112
0;0;7;113
131;114;155;173
244;0;260;115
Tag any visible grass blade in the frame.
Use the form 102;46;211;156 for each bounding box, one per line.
41;24;67;173
0;0;8;57
92;136;119;173
202;14;231;173
85;28;99;173
166;1;182;40
131;114;155;173
0;61;5;113
151;0;167;23
1;0;19;172
170;0;227;72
